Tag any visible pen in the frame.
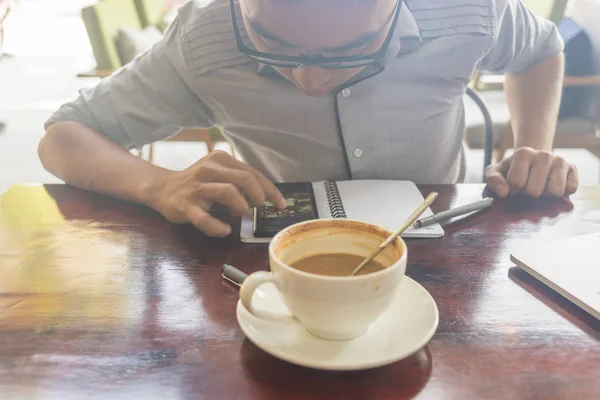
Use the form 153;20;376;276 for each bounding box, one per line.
413;197;493;228
221;264;248;286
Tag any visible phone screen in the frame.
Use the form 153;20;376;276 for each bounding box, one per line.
253;182;319;237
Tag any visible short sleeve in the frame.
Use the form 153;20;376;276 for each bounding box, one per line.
478;0;564;74
44;18;214;150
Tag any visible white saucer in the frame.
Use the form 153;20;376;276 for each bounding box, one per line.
236;276;439;371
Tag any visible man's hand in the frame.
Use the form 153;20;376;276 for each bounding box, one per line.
485;147;579;198
149;151;287;237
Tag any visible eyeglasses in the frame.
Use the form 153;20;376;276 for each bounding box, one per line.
229;0;403;70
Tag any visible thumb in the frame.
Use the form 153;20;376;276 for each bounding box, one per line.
485;161;510;198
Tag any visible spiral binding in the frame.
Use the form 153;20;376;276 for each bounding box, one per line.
324;180;347;219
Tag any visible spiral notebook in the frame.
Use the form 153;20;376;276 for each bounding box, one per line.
240;180;445;243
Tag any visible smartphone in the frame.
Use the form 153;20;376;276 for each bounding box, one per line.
253;182;319;238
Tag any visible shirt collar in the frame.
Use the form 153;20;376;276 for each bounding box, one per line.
255;2;422;76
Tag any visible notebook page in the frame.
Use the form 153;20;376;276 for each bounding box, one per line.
334;180;444;238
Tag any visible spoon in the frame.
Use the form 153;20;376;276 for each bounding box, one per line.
350;192;439;276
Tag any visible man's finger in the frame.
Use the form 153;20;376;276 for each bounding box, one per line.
187;206;232;237
195;182;250;217
201;165;267;206
506;149;534;195
543;157;569;197
565;165;579;196
523;152;553;198
485;164;510;198
207;151;286;209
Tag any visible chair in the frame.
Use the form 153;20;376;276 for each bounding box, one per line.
465;0;600;161
466;79;600;162
466;87;494;180
80;0;143;73
79;0;173;77
133;0;169;31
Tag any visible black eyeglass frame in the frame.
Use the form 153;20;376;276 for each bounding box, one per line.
229;0;404;70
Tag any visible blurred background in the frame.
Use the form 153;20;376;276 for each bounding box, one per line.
0;0;599;194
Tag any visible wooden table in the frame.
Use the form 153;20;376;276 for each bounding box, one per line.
0;184;599;399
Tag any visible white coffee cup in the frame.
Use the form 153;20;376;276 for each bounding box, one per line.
240;219;407;340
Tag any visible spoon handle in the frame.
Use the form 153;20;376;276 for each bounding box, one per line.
381;192;438;248
351;192;438;276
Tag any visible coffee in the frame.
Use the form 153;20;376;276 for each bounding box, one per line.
290;253;386;276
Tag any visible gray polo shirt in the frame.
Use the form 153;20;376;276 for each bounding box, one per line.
45;0;563;184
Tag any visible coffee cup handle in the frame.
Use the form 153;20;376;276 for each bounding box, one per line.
240;271;292;321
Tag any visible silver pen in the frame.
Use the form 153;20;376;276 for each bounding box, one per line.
221;264;248;286
413;197;494;228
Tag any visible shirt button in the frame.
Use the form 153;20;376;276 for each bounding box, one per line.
341;88;351;98
353;148;363;158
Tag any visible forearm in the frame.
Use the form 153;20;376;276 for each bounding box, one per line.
504;52;564;151
38;121;173;207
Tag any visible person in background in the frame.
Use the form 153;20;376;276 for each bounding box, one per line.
39;0;578;237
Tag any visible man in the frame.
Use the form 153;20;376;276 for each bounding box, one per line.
39;0;578;237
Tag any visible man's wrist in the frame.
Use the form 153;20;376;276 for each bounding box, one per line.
513;132;554;152
135;165;175;210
